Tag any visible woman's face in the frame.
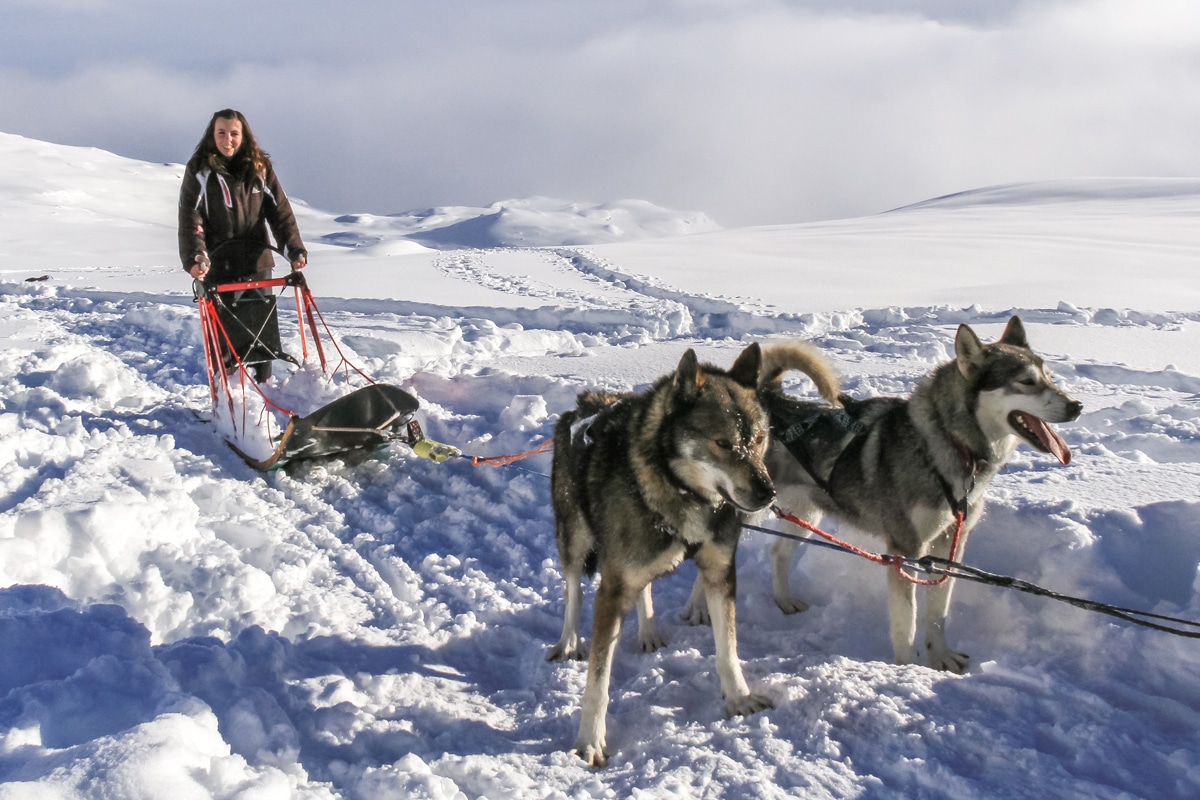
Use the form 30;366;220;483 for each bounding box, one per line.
213;117;243;158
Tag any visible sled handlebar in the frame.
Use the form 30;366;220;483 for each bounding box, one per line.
212;271;307;294
192;241;306;299
193;269;307;299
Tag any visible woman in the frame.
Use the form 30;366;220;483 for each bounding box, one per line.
179;109;307;380
178;108;307;282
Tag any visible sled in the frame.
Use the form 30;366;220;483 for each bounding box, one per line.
194;260;457;469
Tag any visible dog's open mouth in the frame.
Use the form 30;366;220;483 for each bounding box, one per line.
1008;411;1071;465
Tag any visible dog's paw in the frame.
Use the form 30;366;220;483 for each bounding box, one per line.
774;594;810;615
725;692;773;717
928;647;969;674
547;641;587;662
572;740;608;768
680;601;711;627
639;626;669;653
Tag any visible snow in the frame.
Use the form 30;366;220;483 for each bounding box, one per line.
1;130;1199;798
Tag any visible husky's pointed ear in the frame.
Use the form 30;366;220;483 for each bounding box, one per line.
727;342;762;388
955;323;984;378
999;315;1028;348
672;348;704;398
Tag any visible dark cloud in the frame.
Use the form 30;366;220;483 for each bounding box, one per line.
1;0;1198;225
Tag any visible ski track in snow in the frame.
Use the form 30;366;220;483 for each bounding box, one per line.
3;237;1200;799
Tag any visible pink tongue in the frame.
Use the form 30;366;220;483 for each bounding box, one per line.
1025;414;1072;465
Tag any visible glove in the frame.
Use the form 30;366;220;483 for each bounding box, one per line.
288;247;308;270
190;252;211;279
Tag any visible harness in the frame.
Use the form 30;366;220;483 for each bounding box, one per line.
771;399;971;516
771;402;866;496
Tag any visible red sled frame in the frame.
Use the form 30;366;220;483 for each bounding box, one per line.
194;270;426;469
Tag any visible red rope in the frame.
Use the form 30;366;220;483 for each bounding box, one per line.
298;291;377;385
195;290;298;445
470;439;554;467
772;504;965;586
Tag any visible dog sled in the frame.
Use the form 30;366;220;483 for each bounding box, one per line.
193;250;457;470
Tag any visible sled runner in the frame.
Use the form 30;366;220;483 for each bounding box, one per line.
193;255;456;469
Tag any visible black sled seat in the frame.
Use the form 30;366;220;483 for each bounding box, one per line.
204;240;297;377
232;383;421;470
214;288;295;376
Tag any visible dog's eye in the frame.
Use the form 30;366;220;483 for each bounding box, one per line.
1017;377;1038;388
715;438;733;450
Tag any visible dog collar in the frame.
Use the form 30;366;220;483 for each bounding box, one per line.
950;435;984;476
942;435;983;513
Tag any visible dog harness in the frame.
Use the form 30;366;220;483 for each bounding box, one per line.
771;400;971;516
770;403;866;494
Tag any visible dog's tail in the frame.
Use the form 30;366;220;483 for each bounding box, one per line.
759;342;840;405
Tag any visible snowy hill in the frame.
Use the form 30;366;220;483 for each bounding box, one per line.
0;132;717;278
333;197;720;250
893;176;1200;210
1;135;1199;799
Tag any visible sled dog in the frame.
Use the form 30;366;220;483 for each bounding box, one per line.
549;344;776;767
699;317;1082;672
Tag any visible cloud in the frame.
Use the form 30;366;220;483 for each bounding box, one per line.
2;0;1200;225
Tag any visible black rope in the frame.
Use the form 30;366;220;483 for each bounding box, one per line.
743;521;1200;640
917;556;1200;638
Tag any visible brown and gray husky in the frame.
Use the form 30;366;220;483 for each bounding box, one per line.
549;343;776;767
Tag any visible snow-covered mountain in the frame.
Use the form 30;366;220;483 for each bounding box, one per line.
332;197;720;250
1;134;1199;799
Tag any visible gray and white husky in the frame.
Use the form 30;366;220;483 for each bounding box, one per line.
689;316;1082;672
549;344;776;767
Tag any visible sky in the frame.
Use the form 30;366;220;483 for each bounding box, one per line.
3;0;1200;226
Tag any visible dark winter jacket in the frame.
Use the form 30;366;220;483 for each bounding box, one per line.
178;155;306;282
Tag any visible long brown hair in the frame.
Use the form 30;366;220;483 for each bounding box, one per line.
188;108;270;179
